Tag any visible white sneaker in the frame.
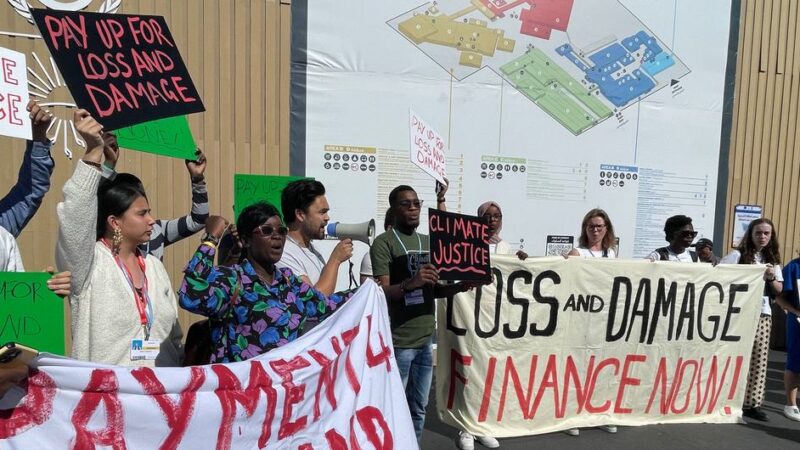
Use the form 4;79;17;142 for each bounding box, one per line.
784;405;800;422
457;431;475;450
600;425;617;433
475;435;500;448
565;428;580;436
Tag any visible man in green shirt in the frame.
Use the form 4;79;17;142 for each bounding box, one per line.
370;185;472;442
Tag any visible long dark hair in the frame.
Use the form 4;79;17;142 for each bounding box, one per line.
578;208;616;250
738;218;780;264
96;173;147;239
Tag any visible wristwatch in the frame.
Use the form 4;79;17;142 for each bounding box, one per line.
201;233;220;246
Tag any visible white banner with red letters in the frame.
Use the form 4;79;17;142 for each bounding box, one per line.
0;280;414;449
437;256;764;437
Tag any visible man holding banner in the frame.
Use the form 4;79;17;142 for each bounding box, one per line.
371;185;476;442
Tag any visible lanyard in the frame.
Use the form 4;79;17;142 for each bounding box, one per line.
103;240;154;339
392;229;422;256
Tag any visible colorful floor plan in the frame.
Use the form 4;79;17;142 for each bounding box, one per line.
388;0;689;135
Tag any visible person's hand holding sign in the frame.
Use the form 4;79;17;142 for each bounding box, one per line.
28;100;53;143
102;132;120;169
186;148;207;183
404;264;439;291
74;109;105;168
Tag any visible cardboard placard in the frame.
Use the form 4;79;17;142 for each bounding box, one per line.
233;174;307;221
0;272;65;355
0;46;31;140
409;109;447;184
115;115;196;159
32;9;205;130
429;208;491;282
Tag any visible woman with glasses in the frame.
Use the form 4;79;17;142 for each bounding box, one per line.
720;218;783;422
567;209;617;258
646;215;700;262
178;201;353;362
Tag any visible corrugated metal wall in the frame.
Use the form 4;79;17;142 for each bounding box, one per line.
724;0;800;261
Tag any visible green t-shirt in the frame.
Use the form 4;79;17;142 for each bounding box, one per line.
370;229;434;348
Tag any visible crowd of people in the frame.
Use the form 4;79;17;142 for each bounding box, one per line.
0;105;798;448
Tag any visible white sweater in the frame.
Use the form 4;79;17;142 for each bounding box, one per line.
56;162;183;367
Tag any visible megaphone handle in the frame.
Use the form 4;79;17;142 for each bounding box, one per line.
348;259;357;289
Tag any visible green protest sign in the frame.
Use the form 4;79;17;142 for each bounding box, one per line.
0;272;65;355
234;174;309;221
115;115;197;160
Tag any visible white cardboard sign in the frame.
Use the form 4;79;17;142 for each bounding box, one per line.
0;47;31;140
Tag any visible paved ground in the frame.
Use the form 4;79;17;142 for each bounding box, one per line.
420;350;800;449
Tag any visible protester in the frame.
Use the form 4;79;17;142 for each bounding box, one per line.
568;208;617;259
56;110;183;367
692;238;720;265
179;202;354;363
279;179;353;295
371;185;480;443
777;257;800;422
0;100;70;293
646;215;699;262
0;101;55;237
562;207;618;436
720;218;783;421
100;133;210;260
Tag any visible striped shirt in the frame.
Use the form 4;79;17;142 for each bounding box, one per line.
139;181;209;260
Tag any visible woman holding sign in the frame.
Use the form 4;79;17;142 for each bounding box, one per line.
720;218;784;422
567;209;618;258
55;110;183;367
178;202;354;363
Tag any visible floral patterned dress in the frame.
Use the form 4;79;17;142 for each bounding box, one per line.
178;243;353;363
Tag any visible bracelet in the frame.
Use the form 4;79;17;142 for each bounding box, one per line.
437;197;446;203
201;233;220;247
202;241;218;250
766;277;776;282
399;279;411;292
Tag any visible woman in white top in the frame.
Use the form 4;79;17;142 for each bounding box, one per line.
720;218;783;422
56;110;182;367
568;208;617;259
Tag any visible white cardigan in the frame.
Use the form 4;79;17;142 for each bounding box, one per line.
56;162;183;367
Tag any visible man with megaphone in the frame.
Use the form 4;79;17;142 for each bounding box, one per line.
279;179;353;298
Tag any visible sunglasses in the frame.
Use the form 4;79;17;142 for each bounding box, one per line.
679;230;699;238
254;224;289;237
397;199;423;209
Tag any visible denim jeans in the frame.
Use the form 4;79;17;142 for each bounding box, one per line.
394;340;433;442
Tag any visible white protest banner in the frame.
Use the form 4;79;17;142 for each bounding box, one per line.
0;281;415;449
409;109;446;184
0;47;31;140
437;256;764;437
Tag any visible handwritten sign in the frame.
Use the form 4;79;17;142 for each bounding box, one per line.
0;272;65;355
32;9;205;130
429;208;491;282
0;47;31;140
116;115;196;159
438;256;764;436
409;109;446;184
0;281;416;449
233;174;307;221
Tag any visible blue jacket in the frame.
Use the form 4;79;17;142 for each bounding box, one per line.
0;140;54;237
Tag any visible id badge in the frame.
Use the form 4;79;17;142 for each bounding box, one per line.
404;289;424;306
130;339;161;361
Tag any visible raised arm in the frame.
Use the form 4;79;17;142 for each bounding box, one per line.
0;102;54;237
158;149;209;247
178;217;236;318
55;110;105;295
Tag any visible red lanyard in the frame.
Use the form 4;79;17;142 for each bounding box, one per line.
102;239;154;339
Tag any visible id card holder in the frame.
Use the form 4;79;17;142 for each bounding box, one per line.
130;339;161;361
404;289;424;306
